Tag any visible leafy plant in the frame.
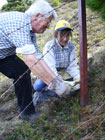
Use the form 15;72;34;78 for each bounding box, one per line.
54;0;60;6
1;0;33;12
86;0;105;22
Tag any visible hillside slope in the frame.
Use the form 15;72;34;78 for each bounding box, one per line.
0;1;105;140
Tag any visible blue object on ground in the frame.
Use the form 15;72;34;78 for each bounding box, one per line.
33;79;47;92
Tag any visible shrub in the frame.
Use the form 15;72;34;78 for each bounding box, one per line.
86;0;105;22
54;0;60;6
1;0;33;12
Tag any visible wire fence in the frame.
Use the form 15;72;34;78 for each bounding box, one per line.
0;2;105;139
0;1;102;121
0;2;78;99
0;1;101;99
0;2;81;121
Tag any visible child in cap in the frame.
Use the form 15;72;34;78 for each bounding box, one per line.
33;20;80;106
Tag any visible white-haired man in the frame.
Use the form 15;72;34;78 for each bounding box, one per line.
0;0;71;121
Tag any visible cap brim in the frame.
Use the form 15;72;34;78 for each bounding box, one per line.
57;27;72;31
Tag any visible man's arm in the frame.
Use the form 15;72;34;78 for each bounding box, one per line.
22;53;56;85
23;53;72;97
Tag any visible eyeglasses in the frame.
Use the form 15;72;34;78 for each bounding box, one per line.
59;32;70;38
43;15;52;27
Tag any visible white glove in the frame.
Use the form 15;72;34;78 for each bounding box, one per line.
64;78;80;92
48;76;71;97
71;84;80;92
73;77;80;83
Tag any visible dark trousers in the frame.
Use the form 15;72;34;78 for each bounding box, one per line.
0;55;35;115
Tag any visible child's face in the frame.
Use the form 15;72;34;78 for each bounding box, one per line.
57;30;70;47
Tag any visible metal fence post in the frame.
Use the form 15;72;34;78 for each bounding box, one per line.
78;0;88;106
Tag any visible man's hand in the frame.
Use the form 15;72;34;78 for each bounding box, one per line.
48;76;71;97
64;78;80;92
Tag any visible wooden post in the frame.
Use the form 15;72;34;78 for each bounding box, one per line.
78;0;88;106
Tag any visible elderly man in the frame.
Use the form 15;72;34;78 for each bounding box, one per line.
0;0;70;120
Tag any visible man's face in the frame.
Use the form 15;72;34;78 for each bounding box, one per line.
32;14;53;34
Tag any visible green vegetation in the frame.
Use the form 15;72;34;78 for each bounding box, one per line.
86;0;105;23
1;0;33;12
53;0;60;6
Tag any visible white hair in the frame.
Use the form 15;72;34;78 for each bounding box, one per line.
25;0;57;19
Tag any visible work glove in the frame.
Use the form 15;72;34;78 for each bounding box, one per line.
64;77;80;92
48;76;71;97
73;77;80;84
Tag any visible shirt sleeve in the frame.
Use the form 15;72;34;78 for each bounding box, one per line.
7;21;32;45
6;20;42;58
43;42;58;76
66;46;80;80
16;44;35;54
6;20;37;54
16;44;42;59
